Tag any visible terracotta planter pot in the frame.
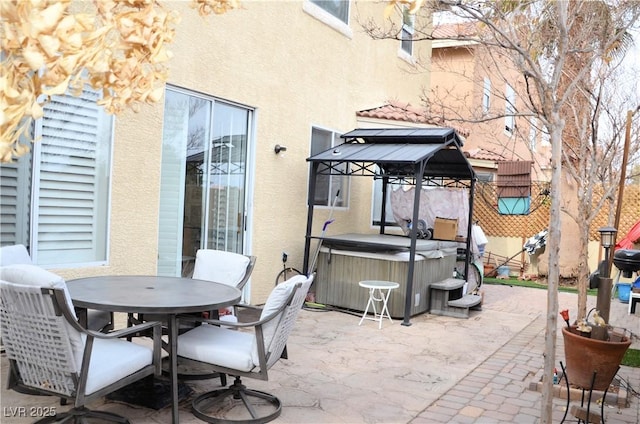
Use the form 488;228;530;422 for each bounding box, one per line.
483;264;496;276
562;326;631;391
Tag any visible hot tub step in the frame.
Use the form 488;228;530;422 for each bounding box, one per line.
429;279;480;318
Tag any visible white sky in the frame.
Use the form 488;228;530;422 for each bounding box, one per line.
628;30;640;101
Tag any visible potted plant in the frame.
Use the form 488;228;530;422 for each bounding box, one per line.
559;309;631;391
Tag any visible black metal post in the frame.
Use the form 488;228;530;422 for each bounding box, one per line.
596;277;612;324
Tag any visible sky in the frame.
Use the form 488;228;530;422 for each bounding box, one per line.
628;30;640;102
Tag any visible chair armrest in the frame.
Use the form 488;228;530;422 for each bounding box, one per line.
235;284;303;327
236;303;263;313
82;320;162;340
177;313;266;329
58;294;161;339
176;314;253;328
177;284;300;330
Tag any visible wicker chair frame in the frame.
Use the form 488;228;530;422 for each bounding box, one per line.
177;275;313;424
0;281;162;423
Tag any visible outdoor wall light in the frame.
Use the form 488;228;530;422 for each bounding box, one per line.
274;144;287;154
598;226;617;249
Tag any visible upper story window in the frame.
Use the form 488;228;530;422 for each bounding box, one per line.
482;78;491;114
305;0;352;38
0;88;113;266
309;127;349;208
504;83;516;134
401;7;415;55
310;0;349;23
476;172;494;182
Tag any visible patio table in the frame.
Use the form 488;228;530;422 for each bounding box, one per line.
67;275;241;424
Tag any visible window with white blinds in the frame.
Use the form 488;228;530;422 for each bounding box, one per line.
0;89;113;266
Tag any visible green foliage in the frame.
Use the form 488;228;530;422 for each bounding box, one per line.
622;348;640;368
483;277;598;296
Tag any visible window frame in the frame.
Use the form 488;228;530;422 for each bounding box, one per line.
504;83;516;135
309;0;349;23
0;89;114;268
482;77;491;114
309;126;349;209
401;7;415;55
371;171;401;227
304;0;353;38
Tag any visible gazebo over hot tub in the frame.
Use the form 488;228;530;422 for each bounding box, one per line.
304;128;477;325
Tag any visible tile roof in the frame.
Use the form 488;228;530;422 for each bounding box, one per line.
465;147;506;162
356;101;471;137
432;21;478;39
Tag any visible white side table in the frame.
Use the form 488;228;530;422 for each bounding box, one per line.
358;280;400;329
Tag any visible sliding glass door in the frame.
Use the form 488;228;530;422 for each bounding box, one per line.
158;87;252;276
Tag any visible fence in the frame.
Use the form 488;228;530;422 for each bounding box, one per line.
473;182;640;274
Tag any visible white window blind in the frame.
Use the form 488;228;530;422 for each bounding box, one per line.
1;89;112;266
34;90;111;265
0;159;32;246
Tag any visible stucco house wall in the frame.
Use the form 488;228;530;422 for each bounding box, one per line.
54;1;435;303
430;35;551;181
426;26;598;278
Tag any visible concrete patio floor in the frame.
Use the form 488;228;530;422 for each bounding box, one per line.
2;283;639;423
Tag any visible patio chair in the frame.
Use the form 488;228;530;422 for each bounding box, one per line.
0;244;114;333
131;250;256;326
0;264;162;423
176;273;313;424
192;249;257;320
130;250;256;381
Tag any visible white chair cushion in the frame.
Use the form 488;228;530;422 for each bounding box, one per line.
250;274;309;365
84;338;153;395
178;324;255;372
0;244;32;266
0;264;83;369
192;249;250;287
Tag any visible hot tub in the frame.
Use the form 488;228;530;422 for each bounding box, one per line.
314;233;458;317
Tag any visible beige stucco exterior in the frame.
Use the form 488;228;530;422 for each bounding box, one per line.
427;33;599;277
432;44;551;174
52;1;435;303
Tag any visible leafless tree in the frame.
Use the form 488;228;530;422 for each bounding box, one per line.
363;1;640;422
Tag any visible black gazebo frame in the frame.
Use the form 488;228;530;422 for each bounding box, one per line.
304;127;477;325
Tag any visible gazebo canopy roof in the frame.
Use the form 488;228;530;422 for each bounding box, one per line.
307;128;475;181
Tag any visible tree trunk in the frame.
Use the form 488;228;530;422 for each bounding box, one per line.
541;112;564;423
576;205;590;321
